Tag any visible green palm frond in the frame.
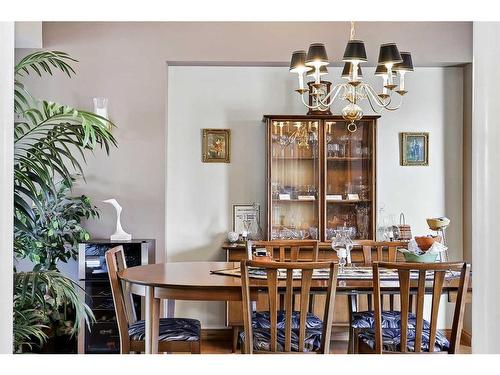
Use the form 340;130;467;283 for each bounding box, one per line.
13;270;95;352
15;51;77;78
13;51;117;232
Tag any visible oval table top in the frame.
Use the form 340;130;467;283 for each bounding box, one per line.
118;261;469;294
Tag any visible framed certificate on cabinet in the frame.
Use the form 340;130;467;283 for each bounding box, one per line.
232;204;260;234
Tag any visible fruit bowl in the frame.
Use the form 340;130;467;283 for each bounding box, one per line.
401;251;438;263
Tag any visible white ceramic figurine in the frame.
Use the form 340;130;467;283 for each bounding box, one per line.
103;198;132;240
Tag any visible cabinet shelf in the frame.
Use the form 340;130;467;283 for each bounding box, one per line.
327;157;370;161
326;199;372;204
272;156;317;160
272;199;317;203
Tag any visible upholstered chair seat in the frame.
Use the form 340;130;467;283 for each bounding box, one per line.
251;311;323;330
357;327;450;352
240;310;324;352
240;327;323;352
352;310;425;329
128;318;201;342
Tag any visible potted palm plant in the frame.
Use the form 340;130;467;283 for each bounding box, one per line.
13;51;117;352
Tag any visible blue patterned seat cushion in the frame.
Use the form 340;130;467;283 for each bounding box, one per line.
358;328;450;352
240;311;324;352
240;328;323;352
252;311;323;330
351;311;430;329
128;318;200;342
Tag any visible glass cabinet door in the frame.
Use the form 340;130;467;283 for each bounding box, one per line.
324;120;374;240
269;120;320;240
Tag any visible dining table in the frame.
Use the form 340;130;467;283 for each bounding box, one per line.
118;261;472;354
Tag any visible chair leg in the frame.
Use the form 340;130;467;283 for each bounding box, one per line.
191;340;201;354
347;327;355;354
232;326;239;353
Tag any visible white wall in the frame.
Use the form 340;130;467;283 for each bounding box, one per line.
0;22;14;354
472;22;500;354
167;66;464;327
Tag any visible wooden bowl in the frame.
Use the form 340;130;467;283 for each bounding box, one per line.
414;236;439;251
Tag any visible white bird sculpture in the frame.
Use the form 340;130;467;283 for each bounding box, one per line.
103;199;132;240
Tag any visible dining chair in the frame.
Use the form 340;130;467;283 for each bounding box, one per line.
346;240;407;353
249;240;319;262
105;246;201;354
231;240;319;352
355;261;470;353
240;259;339;354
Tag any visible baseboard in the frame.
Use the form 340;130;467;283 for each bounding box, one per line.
201;328;233;341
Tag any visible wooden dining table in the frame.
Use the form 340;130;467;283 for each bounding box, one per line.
118;261;472;354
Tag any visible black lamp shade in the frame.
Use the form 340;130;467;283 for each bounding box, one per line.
342;40;367;62
305;43;329;67
289;50;309;73
394;52;414;72
341;62;363;79
307;65;328;77
375;64;396;76
377;43;403;65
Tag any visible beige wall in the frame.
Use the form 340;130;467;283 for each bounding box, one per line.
16;22;472;265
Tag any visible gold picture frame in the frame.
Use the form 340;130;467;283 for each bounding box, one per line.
202;128;231;163
400;132;429;166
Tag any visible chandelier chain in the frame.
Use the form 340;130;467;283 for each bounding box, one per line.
350;21;356;40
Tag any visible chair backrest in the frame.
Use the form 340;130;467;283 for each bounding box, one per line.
105;246;138;350
356;240;408;264
372;261;470;353
249;240;319;262
240;259;338;354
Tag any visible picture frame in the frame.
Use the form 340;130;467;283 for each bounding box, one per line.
400;132;429;166
202;128;231;163
232;204;260;234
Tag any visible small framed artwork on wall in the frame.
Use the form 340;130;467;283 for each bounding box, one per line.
400;132;429;166
202;128;231;163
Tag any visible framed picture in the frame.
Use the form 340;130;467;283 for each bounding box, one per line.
400;132;429;166
202;128;231;163
233;204;259;234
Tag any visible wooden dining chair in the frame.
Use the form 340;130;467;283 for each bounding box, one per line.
239;259;338;354
105;246;201;354
231;240;320;352
346;240;407;353
355;261;470;354
249;240;319;262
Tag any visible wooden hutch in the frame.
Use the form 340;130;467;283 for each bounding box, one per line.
264;114;379;241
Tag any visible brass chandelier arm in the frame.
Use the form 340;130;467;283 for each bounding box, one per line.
318;83;348;107
364;83;403;111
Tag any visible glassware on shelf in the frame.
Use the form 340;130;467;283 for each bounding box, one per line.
356;205;370;239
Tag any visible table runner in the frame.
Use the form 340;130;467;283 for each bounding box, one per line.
210;266;461;280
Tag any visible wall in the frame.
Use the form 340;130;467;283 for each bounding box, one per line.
0;22;14;354
472;22;500;354
463;63;473;334
167;66;464;327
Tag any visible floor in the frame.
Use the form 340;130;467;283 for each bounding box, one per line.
200;327;472;354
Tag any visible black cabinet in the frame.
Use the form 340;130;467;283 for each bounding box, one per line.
77;239;155;354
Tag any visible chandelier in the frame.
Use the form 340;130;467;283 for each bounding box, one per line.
289;22;414;132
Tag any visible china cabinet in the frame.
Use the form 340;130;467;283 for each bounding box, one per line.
263;115;378;241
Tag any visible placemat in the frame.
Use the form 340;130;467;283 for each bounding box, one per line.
210;266;460;281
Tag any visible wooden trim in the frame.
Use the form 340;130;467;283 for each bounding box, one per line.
444;329;472;347
201;328;233;341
